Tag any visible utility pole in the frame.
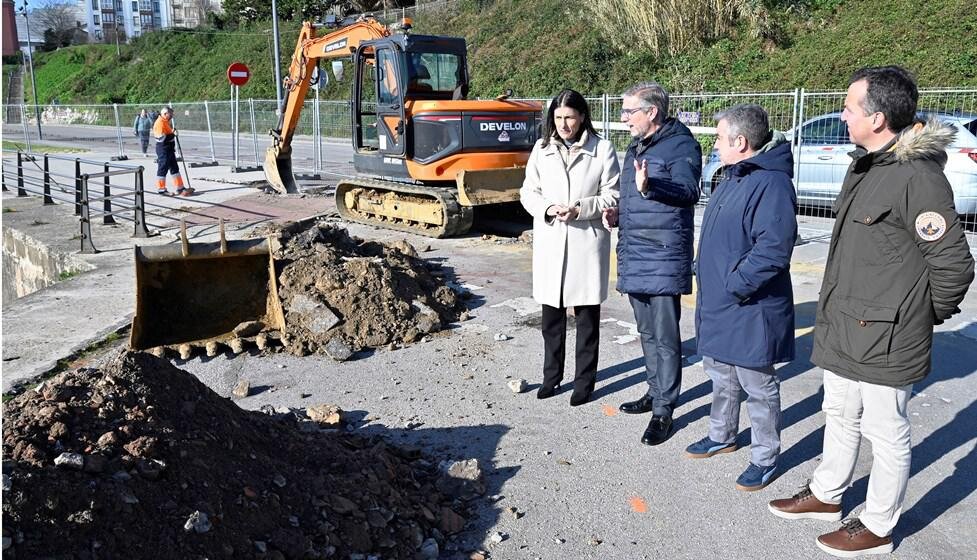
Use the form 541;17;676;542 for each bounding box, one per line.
20;1;42;140
271;0;283;112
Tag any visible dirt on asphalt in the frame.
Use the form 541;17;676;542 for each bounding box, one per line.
271;222;465;358
1;351;479;559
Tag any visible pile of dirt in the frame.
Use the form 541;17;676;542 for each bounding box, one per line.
272;223;464;359
2;351;480;559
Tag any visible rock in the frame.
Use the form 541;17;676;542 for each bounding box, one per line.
468;552;487;560
183;511;211;533
489;531;506;544
587;535;602;546
255;333;269;350
507;379;527;393
178;344;192;360
97;431;118;448
493;332;511;341
307;404;343;426
136;458;166;480
330;494;359;514
119;488;139;504
54;452;84;470
439;506;466;534
459;311;471;321
229;338;245;354
437;459;486;499
273;474;287;488
506;506;523;519
308;313;340;335
231;380;251;399
1;474;10;492
388;239;418;257
48;421;69;440
323;338;353;361
83;454;107;473
254;541;267;553
554;537;565;544
233;320;265;337
205;341;220;357
419;538;439;559
149;346;165;358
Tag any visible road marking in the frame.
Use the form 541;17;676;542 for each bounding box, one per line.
490;297;540;316
629;496;648;513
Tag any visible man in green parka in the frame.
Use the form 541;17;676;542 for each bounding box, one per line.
768;66;974;557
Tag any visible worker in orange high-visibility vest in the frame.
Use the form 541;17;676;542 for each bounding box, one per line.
152;107;194;196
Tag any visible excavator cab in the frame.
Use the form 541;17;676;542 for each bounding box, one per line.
350;34;470;177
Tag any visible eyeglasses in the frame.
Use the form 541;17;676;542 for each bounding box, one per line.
620;107;649;119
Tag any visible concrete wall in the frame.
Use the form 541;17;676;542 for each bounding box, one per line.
2;225;94;306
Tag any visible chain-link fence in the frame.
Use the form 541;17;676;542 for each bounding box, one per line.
3;87;976;233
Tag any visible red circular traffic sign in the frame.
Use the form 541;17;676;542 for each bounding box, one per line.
227;62;250;86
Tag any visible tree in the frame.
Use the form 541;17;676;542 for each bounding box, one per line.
33;0;83;50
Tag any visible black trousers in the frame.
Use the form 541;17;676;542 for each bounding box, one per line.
541;304;600;390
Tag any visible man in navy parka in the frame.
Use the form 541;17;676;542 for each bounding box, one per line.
686;104;797;492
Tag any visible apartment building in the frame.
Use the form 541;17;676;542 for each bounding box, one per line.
84;0;219;42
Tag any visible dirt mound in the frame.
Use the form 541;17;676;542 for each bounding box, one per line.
2;351;475;559
273;223;463;358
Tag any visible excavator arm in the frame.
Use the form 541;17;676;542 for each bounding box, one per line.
266;16;392;193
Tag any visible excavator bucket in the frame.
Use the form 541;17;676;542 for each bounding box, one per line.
264;144;300;195
129;221;286;351
455;167;527;206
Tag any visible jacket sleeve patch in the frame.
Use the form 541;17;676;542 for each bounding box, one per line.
915;211;947;241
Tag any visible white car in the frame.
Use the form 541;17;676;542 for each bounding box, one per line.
702;112;977;215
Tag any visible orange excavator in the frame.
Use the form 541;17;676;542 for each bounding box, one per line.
265;14;542;237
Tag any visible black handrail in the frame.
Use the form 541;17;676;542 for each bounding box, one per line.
3;149;150;253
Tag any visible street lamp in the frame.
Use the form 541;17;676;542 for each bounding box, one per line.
270;0;283;112
19;0;43;140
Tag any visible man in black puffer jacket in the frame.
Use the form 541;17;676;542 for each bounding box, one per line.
769;66;974;558
602;82;702;446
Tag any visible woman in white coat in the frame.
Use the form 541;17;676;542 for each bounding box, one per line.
520;89;621;406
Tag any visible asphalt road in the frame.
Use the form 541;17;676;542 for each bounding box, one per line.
3;135;977;559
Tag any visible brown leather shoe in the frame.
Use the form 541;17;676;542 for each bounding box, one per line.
816;519;893;557
768;485;842;521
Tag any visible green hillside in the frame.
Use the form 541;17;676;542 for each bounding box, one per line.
13;0;977;106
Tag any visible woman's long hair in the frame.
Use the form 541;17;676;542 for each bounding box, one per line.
540;89;599;148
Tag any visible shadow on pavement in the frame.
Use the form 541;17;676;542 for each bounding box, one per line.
357;422;516;552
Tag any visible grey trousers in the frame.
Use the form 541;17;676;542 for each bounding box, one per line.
703;356;781;467
629;293;682;418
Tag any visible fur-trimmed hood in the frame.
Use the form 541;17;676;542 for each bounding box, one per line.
891;116;956;164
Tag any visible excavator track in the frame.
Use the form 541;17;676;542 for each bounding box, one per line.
335;178;474;238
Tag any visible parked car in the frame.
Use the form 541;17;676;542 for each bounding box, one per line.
702;112;977;215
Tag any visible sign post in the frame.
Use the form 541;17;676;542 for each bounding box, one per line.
227;63;259;173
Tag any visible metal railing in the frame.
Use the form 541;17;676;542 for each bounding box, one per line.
3;87;976;234
1;149;150;253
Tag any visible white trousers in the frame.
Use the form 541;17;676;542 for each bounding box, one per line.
810;370;912;537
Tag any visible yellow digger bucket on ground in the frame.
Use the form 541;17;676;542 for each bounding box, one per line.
264;144;300;195
129;221;285;351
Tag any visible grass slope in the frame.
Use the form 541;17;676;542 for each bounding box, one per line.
12;0;977;105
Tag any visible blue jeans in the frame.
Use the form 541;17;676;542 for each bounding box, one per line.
628;293;681;417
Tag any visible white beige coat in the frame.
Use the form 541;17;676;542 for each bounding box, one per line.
520;132;620;307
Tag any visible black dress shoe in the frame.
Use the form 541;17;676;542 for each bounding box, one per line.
641;415;674;446
569;386;593;407
537;383;559;399
619;394;654;414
